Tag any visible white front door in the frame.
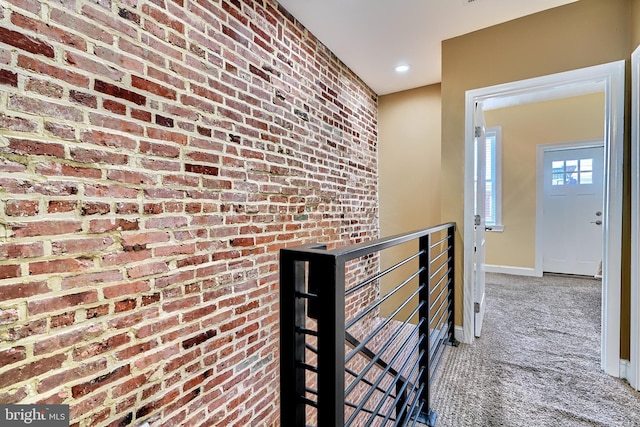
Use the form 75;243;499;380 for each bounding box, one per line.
542;145;604;276
474;103;487;337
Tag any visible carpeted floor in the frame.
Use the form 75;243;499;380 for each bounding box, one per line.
428;273;640;427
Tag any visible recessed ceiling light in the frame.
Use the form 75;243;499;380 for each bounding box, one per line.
395;65;410;73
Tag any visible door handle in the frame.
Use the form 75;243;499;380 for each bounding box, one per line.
590;220;602;225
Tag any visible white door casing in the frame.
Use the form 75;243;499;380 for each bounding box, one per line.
463;61;624;378
542;145;604;276
629;44;640;390
474;103;487;337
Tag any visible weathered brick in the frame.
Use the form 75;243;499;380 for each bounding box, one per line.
11;220;82;238
95;80;146;105
0;346;27;367
0;27;54;57
34;324;103;356
0;281;50;302
0;68;18;86
50;311;76;328
5;199;39;216
17;55;90;87
132;75;177;100
11;12;87;51
0;0;379;425
71;365;131;398
6;138;66;158
9;95;84;122
28;291;98;315
61;270;123;289
0;354;66;389
38;358;107;393
26;78;64;98
0;308;20;325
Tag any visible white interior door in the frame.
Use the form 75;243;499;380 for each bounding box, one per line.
474;103;487;337
543;145;604;276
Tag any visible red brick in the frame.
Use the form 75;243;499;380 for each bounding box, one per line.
107;169;156;185
11;220;81;238
69;391;107;421
73;333;130;361
0;354;66;389
0;116;37;133
146;126;188;144
28;290;98;315
103;280;150;299
126;261;169;279
52;237;115;255
50;7;113;44
0;346;27;367
29;258;92;276
70;90;98;108
61;270;123;289
48;200;78;213
26;77;63;98
95;79;146;105
34;324;103;356
114;298;137;312
0;386;28;404
37;163;99;180
9;95;84;122
45;121;75;139
0;308;20;325
0;281;50;302
81;201;111;215
18;55;89;88
11;12;87;51
86;304;109;319
4;318;47;341
108;307;159;330
7;138;66;158
135;315;180;339
140;140;181;158
94;45;144;74
0;26;54;57
0;68;18;86
6;200;37;218
70;147;129;165
38;358;107;394
103;99;127;114
89;112;145;135
121;231;170;248
50;311;76;328
132;75;177;100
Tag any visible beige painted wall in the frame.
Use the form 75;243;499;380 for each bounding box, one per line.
483;93;605;269
441;0;630;328
379;84;442;234
378;84;442;319
633;0;640;48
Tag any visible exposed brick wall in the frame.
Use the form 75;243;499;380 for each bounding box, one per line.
0;0;379;425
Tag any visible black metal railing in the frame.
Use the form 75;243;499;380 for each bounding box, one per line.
279;222;458;427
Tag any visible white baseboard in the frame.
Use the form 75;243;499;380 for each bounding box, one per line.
620;359;630;382
454;325;469;344
484;264;542;277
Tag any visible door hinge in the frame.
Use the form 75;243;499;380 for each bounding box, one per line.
475;126;483;138
474;302;480;313
474;214;481;226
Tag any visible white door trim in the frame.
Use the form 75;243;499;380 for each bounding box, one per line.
536;140;604;277
630;44;640;390
462;61;625;378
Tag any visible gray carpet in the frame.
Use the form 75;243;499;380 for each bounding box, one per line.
428;273;640;427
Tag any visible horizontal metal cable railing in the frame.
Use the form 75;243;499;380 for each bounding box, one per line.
280;223;458;427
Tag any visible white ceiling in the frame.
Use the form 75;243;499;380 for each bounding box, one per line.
276;0;579;95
